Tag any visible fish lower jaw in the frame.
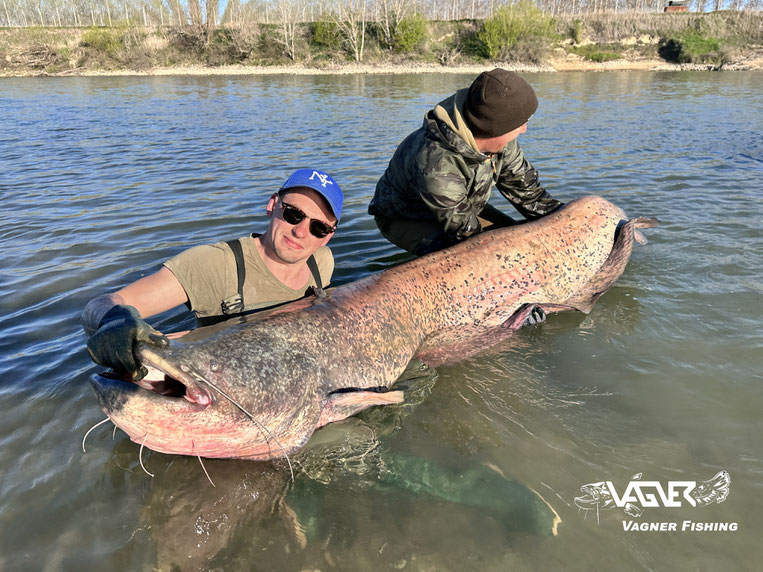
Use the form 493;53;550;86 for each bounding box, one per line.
119;429;302;460
106;410;308;461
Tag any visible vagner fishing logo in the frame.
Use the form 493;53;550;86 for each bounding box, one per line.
574;470;736;531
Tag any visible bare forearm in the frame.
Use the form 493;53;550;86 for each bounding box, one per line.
82;267;189;336
81;293;125;336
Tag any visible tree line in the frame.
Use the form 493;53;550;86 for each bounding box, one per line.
3;0;762;28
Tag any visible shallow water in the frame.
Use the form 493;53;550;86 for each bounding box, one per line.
1;71;761;570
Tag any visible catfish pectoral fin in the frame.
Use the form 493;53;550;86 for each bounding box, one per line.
328;390;405;407
317;390;405;427
501;303;538;331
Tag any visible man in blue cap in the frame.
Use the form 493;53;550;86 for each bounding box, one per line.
82;168;344;381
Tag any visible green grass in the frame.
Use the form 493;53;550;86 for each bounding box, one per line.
570;44;623;62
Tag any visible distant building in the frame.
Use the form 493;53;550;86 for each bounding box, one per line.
664;0;689;12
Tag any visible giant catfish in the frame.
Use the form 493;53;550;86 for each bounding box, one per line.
90;195;657;461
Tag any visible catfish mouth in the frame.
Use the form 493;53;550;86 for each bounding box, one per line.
91;369;319;461
131;347;214;407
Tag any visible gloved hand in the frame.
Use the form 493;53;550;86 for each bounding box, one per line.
86;305;168;380
524;306;546;326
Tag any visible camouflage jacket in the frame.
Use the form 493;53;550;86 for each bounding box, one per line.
369;88;563;244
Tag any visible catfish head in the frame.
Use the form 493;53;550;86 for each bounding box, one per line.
90;326;332;460
90;318;403;461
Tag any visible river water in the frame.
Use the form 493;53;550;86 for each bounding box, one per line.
1;71;761;570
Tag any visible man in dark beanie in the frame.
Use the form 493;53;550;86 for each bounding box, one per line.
369;68;563;256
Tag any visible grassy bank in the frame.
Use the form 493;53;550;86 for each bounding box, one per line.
1;10;761;76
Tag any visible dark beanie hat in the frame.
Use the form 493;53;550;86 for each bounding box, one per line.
463;69;538;138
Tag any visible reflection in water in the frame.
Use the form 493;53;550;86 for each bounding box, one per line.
106;362;558;570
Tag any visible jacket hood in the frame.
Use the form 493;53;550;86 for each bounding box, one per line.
428;88;483;157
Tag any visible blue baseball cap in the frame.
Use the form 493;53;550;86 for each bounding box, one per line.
279;168;344;221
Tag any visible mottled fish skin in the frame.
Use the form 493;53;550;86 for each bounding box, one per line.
90;196;655;461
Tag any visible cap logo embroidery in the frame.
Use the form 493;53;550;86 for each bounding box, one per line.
309;171;333;188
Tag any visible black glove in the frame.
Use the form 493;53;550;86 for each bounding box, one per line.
524;306;546;327
86;305;168;380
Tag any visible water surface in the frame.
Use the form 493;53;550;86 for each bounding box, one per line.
1;71;761;570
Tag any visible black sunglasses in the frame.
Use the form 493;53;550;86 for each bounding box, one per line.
278;198;336;239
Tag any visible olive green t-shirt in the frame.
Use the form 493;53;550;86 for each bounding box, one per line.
163;235;334;320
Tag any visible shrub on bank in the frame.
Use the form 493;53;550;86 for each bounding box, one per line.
394;13;428;54
659;31;726;65
311;18;342;50
477;1;556;60
80;27;124;58
657;17;729;65
207;27;254;65
78;26;150;69
257;24;297;64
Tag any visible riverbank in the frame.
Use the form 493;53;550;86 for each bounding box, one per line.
4;54;761;77
2;11;761;77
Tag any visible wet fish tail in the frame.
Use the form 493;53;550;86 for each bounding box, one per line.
631;216;660;245
560;215;658;314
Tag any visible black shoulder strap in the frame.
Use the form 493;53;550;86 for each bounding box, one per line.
226;239;246;297
225;236;323;312
221;238;246;314
306;255;326;298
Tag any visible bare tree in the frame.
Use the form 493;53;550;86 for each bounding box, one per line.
2;0;762;30
188;0;202;26
169;0;186;26
221;0;241;25
377;0;414;49
332;0;368;62
206;0;218;27
276;0;301;60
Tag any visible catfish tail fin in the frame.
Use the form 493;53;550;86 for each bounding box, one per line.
561;216;658;313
